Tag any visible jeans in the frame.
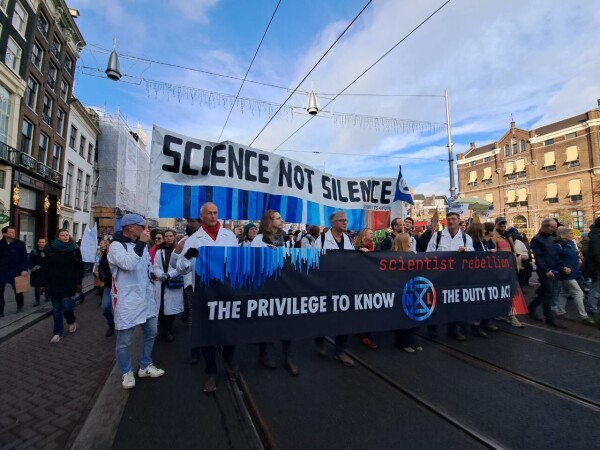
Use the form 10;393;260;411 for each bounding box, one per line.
0;282;25;313
315;335;348;355
587;279;599;314
529;274;559;322
51;297;76;336
101;287;115;327
115;316;158;375
558;279;588;318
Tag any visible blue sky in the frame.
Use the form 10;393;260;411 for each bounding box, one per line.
70;0;600;197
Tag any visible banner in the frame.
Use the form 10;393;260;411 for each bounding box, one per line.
148;126;395;228
191;249;521;346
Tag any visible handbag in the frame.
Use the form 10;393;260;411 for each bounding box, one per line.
166;275;184;289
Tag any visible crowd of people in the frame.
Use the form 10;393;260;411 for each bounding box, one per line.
1;204;598;395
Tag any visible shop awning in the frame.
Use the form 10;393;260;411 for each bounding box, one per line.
543;152;555;168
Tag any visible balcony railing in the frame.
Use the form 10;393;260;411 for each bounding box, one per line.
0;140;63;185
37;162;51;178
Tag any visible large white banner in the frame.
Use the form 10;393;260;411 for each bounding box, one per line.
148;126;394;228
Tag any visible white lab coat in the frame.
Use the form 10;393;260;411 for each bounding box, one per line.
107;237;156;330
152;248;184;315
314;230;353;251
176;226;238;290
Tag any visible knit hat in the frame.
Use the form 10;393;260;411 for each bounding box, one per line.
244;223;257;234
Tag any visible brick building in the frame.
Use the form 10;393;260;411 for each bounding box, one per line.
456;101;600;235
0;0;83;249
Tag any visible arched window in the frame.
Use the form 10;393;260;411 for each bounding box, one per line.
513;215;527;230
62;219;69;230
511;138;518;154
504;144;510;157
520;140;526;152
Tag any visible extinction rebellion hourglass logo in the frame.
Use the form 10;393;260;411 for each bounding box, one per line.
402;277;437;321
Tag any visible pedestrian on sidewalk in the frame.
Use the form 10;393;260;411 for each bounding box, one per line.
0;226;29;317
29;237;48;306
41;229;84;343
96;239;115;337
108;213;165;390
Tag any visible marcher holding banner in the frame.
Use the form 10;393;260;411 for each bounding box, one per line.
426;212;474;341
251;210;299;375
314;211;355;367
175;202;239;393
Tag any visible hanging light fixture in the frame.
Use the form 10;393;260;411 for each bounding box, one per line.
306;91;319;115
105;48;122;81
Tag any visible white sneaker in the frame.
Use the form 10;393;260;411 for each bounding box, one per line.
50;335;62;344
121;371;135;389
69;323;77;333
137;364;165;378
508;315;524;328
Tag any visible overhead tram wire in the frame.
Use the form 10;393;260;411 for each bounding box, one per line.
272;148;446;162
217;0;283;142
273;0;454;152
248;0;373;147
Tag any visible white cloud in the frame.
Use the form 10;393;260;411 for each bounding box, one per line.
167;0;219;23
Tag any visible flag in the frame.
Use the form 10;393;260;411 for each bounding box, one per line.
392;166;414;205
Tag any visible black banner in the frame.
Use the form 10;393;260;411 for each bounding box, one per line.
192;248;518;346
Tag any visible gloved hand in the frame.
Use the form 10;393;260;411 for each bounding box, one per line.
158;273;170;282
184;248;199;259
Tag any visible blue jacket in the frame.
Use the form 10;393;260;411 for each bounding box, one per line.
555;239;580;280
530;232;561;275
0;238;28;284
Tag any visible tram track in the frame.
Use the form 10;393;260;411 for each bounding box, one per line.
416;332;600;412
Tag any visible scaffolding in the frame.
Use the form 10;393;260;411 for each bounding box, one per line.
93;109;150;216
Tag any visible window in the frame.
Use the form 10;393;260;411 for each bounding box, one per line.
506;189;516;206
515;159;526;177
520;140;526;152
12;1;28;37
47;63;57;89
25;77;38;110
0;169;5;189
56;108;65;136
51;143;61;170
468;170;477;187
504;144;509;157
65;163;73;206
0;0;8;14
87;143;94;163
5;37;22;73
483;156;492;163
73;222;79;241
37;14;49;38
0;86;9;144
545;183;558;204
511;138;518;155
568;179;582;202
31;42;44;71
565;146;580;168
517;188;528;206
75;169;82;208
469;161;476;167
484;193;493;205
51;38;61;60
20;120;34;154
38;133;49;163
565;132;577;140
83;174;91;211
542;152;556;172
572;211;584;231
64;55;73;74
59;79;69;101
42;95;53;125
79;136;86;157
544;138;554;146
69;125;77;149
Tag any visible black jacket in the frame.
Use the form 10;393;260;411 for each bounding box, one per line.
530;232;560;275
41;243;84;298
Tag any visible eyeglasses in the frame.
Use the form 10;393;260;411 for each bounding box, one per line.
334;219;348;223
155;237;163;241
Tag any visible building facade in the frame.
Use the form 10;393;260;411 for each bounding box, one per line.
0;0;83;249
457;102;600;235
59;97;98;242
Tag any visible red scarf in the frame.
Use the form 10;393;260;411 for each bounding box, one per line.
201;222;221;241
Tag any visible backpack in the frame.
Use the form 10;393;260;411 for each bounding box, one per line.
294;233;307;248
435;231;466;250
